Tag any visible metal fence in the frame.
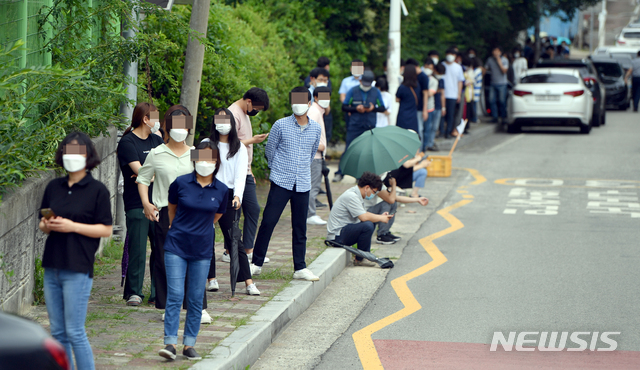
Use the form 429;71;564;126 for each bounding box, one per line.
0;0;52;68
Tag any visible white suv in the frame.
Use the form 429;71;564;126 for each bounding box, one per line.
616;23;640;47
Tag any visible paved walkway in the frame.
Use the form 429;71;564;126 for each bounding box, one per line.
27;175;352;369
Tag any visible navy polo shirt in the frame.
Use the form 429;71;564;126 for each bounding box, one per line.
40;173;113;278
164;172;229;260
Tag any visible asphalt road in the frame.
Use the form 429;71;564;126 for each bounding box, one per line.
314;112;640;370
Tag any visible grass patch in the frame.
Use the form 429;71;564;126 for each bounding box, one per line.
86;310;131;323
32;257;45;305
94;238;123;277
232;316;251;328
255;267;291;281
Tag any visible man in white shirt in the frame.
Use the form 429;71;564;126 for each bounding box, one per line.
442;48;464;138
306;87;330;226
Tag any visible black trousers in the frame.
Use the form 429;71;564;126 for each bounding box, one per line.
152;207;206;309
252;182;309;271
208;192;252;282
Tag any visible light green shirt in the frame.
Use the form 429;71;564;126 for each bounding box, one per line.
137;144;194;209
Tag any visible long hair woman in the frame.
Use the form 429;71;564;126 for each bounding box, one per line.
39;132;113;370
396;65;420;132
205;108;259;295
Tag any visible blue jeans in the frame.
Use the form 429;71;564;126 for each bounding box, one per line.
44;268;94;370
426;109;441;149
466;100;478;123
334;221;374;260
489;84;507;119
413;168;427;188
164;251;210;346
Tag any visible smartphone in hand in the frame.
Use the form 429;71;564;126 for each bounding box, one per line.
41;208;56;220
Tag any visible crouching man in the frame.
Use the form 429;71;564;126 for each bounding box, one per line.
367;175;429;244
326;172;394;266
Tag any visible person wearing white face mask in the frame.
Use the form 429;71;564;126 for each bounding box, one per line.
306;86;331;226
308;67;330;98
158;142;228;361
512;46;528;84
442;48;465;138
39;132;113;370
117;102;165;307
250;87;322;281
202;108;259;296
137;104;211;323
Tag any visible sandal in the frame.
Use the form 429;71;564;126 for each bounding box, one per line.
127;295;142;306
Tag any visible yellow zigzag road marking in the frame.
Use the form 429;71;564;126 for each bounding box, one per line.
352;168;485;369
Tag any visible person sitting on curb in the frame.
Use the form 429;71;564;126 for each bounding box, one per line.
326;172;394;267
366;176;429;245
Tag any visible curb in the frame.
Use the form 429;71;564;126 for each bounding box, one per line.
191;247;351;370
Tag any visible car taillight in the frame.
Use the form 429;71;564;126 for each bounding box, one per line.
617;40;626;45
43;338;70;370
564;90;584;97
583;77;596;86
513;90;532;97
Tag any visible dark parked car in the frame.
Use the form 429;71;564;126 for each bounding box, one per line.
591;57;631;110
537;59;607;126
0;311;69;370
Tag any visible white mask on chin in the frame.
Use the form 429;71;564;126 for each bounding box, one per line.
169;129;188;143
62;154;86;173
318;100;330;109
195;162;216;176
292;104;310;116
360;85;372;92
146;120;160;133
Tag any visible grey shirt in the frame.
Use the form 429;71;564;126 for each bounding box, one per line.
327;186;366;240
485;56;509;85
632;57;640;77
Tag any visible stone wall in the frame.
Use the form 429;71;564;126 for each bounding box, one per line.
0;126;118;314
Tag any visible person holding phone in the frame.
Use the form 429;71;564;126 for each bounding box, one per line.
136;105;212;322
326;172;393;267
157;142;228;361
203;108;258;295
39;132;113;370
117;102;164;307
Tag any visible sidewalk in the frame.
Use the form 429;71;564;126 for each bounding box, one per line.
26;179;353;369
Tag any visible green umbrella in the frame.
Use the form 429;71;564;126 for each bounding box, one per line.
339;126;421;179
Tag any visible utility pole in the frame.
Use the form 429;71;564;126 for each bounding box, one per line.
387;0;401;126
180;0;210;146
598;0;608;48
534;0;542;65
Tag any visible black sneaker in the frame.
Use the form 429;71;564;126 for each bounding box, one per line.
388;233;401;241
376;234;397;245
158;345;176;360
315;199;328;208
183;347;202;360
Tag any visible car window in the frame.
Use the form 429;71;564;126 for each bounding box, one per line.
623;32;640;38
610;52;636;59
520;74;579;84
593;63;623;77
538;63;589;76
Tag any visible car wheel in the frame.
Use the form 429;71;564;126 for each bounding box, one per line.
507;124;521;133
580;123;591;134
592;109;601;127
601;111;606;125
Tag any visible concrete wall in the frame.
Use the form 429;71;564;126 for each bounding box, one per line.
0;126;118;314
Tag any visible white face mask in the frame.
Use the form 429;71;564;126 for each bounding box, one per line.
146;120;160;133
292;104;310;116
215;124;231;135
360;85;372;92
62;154;86;173
169;129;188;143
432;57;439;65
446;54;456;63
469;54;475;58
318;100;330;109
316;82;328;88
425;68;433;76
195;162;216;177
514;52;521;58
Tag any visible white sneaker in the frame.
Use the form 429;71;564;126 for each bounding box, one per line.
250;264;262;276
246;283;260;295
161;313;165;321
248;253;269;264
206;279;219;292
222;252;230;263
307;215;328;225
201;309;212;324
293;268;319;281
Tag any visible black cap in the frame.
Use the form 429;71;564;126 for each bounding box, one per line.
361;70;375;86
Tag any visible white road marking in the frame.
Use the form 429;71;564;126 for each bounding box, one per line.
504;188;560;215
587;191;640;218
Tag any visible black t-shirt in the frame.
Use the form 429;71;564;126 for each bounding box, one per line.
416;71;430;111
117;132;164;212
40;174;113;277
